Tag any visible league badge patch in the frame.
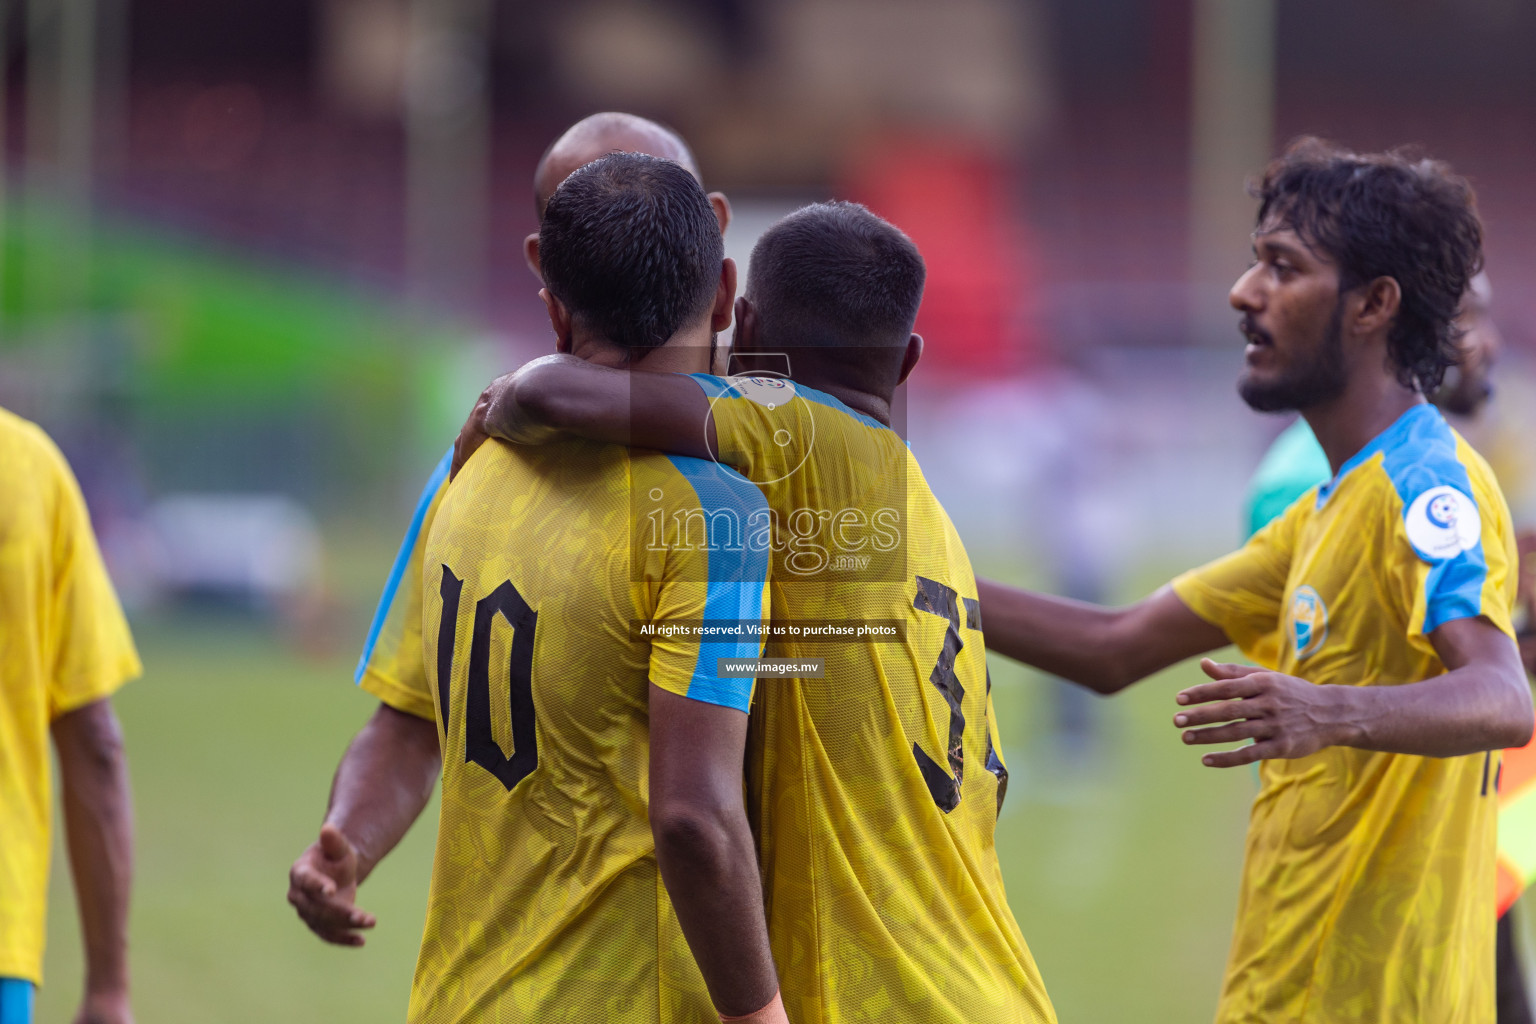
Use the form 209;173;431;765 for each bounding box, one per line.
1289;585;1329;660
1405;485;1481;562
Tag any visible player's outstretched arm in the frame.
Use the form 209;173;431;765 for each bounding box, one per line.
976;579;1230;694
648;685;785;1023
452;356;718;477
53;698;134;1024
287;702;440;946
1177;616;1534;766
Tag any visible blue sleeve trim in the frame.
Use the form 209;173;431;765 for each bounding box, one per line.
354;447;453;684
0;977;35;1024
1374;407;1490;633
1423;555;1488;634
686;372;733;399
662;454;770;713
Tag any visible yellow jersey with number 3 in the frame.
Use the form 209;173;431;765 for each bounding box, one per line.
0;408;140;984
689;373;1057;1024
1173;404;1518;1024
410;437;769;1024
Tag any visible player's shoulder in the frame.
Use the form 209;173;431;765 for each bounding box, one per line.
1448;427;1505;497
1331;405;1465;510
0;405;60;458
453;436;620;497
635;449;768;518
1373;404;1471;495
691;373;894;434
0;406;74;487
1370;405;1502;562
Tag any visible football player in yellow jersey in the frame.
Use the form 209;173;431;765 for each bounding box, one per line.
1244;270;1536;1022
0;408;140;1024
458;202;1058;1023
286;112;732;948
415;153;785;1023
978;138;1534;1023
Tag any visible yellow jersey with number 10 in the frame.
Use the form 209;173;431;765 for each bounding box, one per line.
411;437;769;1024
690;373;1057;1024
1174;404;1518;1024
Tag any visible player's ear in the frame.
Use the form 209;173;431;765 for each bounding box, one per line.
710;258;737;334
896;333;923;385
708;192;732;236
523;233;542;279
1352;276;1401;340
541;287;573;354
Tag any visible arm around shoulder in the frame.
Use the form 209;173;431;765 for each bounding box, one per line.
483;357;717;459
496;355;613;443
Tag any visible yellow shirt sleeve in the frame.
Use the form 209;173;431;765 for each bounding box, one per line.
636;456;770;713
40;428;140;717
356;454;451;721
1390;460;1519;644
1171;497;1300;661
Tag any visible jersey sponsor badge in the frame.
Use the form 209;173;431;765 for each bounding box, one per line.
727;375;795;409
1288;585;1328;660
1404;484;1481;562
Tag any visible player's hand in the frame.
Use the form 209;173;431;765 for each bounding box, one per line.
451;378;505;481
287;823;376;946
72;988;133;1024
1172;659;1354;768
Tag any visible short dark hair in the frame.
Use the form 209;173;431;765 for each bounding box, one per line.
1252;137;1483;394
539;152;723;355
747;201;926;350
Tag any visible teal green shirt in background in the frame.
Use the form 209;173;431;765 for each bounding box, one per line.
1244;418;1332;539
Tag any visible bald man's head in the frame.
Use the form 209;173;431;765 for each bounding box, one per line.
533;112;699;219
524;112;730;285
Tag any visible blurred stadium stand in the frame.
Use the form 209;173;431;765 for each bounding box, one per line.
2;0;1534;588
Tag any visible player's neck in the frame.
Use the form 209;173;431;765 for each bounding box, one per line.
1301;374;1425;476
570;329;714;376
808;382;892;426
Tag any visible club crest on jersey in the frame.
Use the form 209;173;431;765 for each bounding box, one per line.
1288;585;1328;660
728;376;795;409
1405;484;1481;562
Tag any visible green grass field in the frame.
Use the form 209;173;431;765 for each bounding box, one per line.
32;562;1503;1022
38;618;441;1023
